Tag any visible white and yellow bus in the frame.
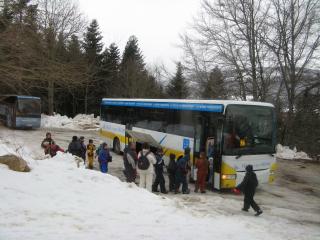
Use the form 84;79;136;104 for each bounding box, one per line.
99;98;277;190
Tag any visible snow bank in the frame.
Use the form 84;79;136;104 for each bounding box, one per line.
276;144;311;160
0;141;302;240
41;113;100;130
0;139;36;162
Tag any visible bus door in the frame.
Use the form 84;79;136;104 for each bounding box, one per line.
7;103;15;128
206;137;215;186
192;115;208;180
213;118;223;190
194;115;207;157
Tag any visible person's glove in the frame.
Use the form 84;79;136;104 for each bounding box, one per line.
232;188;241;195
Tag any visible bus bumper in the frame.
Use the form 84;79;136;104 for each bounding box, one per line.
15;117;41;129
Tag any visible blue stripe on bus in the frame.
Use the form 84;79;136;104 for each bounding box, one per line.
17;96;40;100
101;100;224;113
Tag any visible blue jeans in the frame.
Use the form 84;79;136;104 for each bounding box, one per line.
175;171;188;193
100;162;108;173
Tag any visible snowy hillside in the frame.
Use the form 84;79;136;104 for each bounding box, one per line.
0;141;319;240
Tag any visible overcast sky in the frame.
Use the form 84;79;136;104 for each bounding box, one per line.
78;0;201;72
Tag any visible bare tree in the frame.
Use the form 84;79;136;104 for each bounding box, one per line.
264;0;320;141
36;0;86;115
181;0;277;101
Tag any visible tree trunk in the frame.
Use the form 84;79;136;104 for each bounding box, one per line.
48;79;54;115
84;84;88;114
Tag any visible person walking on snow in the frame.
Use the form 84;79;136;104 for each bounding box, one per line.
123;142;138;183
86;139;96;169
195;151;209;193
67;136;82;158
236;164;263;216
41;132;56;156
79;136;86;164
152;148;167;194
175;147;191;194
167;153;177;192
137;142;156;192
98;143;111;173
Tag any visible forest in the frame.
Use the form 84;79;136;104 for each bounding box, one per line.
0;0;319;156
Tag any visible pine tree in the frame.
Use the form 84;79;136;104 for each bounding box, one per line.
67;34;82;61
121;35;144;69
82;19;103;64
167;62;189;99
120;35;150;97
201;66;226;99
99;43;120;97
56;32;67;61
82;19;104;114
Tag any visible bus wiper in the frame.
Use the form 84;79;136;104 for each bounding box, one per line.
235;154;243;159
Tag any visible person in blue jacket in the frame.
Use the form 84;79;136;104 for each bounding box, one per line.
175;147;191;194
98;143;111;173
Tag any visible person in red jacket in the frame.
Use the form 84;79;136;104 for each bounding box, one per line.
195;151;209;193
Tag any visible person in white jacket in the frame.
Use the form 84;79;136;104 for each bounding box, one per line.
137;142;156;192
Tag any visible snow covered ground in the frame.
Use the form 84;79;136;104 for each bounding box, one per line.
0;126;319;240
41;114;100;131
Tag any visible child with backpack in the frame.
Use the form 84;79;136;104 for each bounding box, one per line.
137;142;156;192
98;143;112;173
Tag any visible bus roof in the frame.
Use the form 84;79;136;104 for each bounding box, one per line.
101;98;274;113
102;98;274;107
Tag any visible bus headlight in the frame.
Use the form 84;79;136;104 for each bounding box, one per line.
270;170;275;175
222;174;236;180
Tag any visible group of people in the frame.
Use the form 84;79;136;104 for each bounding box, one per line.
123;142;206;195
41;133;262;216
123;141;262;215
40;132;64;157
41;132;112;173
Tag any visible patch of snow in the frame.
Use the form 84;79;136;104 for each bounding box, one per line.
276;144;312;160
1;141;318;240
41;113;99;130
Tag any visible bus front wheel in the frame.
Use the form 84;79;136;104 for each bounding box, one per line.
113;138;121;154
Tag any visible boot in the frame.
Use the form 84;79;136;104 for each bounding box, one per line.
255;210;263;216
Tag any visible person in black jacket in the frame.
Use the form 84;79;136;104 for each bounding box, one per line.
167;153;177;192
79;136;86;164
236;165;263;216
123;142;138;183
152;148;167;194
68;136;82;158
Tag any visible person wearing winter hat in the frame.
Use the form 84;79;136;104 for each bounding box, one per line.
236;164;263;216
67;136;82;158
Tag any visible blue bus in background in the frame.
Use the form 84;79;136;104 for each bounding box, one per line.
0;95;41;129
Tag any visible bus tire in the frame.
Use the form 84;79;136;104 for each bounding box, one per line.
113;138;121;154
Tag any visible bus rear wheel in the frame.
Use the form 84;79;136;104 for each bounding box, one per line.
113;138;121;154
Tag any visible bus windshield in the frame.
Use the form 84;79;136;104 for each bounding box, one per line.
17;98;41;116
223;105;275;155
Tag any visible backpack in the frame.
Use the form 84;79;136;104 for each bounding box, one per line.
177;157;187;174
167;160;177;174
137;151;150;170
